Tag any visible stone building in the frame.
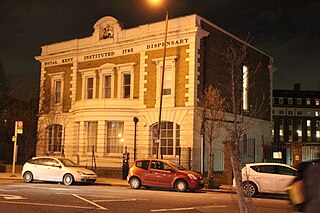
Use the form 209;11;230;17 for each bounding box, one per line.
35;15;273;180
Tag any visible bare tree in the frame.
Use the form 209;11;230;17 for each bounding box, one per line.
37;83;71;157
198;86;225;188
222;39;264;213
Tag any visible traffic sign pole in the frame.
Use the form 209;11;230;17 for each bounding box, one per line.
11;121;23;177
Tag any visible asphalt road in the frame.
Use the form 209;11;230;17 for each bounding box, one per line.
0;181;298;213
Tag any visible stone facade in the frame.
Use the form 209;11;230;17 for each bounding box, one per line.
35;15;273;177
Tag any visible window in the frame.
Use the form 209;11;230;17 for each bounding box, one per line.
122;72;131;98
307;120;311;127
153;56;177;107
316;121;320;139
104;75;112;98
306;99;311;105
256;165;276;174
85;121;97;153
276;166;296;176
48;73;64;106
151;160;171;171
86;77;94;99
288;110;293;115
297;98;302;105
288;98;293;105
279;98;283;104
106;121;124;154
316;99;320;106
152;122;180;156
80;69;96;100
297;111;302;116
47;124;62;152
136;160;150;170
279;110;284;115
54;80;62;104
163;65;172;95
242;65;249;111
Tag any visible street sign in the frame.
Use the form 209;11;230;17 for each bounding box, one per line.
16;121;23;134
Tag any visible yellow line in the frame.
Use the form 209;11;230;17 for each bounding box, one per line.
72;194;107;210
0;200;95;210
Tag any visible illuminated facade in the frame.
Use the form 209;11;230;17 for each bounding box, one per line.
35;15;273;176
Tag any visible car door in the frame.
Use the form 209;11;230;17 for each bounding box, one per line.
146;160;175;187
276;165;297;193
32;158;49;180
252;165;278;193
43;158;63;181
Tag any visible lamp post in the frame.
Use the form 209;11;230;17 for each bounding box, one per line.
133;117;139;161
149;0;168;159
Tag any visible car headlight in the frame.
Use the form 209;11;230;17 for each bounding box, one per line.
188;174;197;180
77;171;86;175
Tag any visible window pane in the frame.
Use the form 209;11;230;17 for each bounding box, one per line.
123;73;131;98
106;121;124;154
86;121;97;152
47;124;62;152
87;77;93;99
55;80;61;104
104;75;111;98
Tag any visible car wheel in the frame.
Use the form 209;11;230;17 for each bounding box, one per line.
129;177;141;189
63;174;74;186
243;181;258;197
175;179;188;192
23;171;33;183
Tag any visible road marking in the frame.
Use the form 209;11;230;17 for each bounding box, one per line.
12;185;76;191
0;194;27;200
151;205;227;212
72;194;107;210
0;200;97;210
0;189;18;192
151;207;195;212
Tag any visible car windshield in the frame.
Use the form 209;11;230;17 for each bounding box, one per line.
170;162;187;170
58;158;78;167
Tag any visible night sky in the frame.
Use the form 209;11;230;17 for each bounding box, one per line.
1;0;320;99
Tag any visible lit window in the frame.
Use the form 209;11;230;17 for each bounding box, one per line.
315;111;319;117
307;130;311;137
316;100;320;106
307;120;311;127
317;131;320;138
242;65;249;111
306;99;311;105
279;129;284;136
106;121;124;154
297;130;302;137
152;122;180;156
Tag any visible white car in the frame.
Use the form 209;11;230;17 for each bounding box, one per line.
234;162;297;197
22;157;97;185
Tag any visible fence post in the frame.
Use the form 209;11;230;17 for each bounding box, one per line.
188;147;191;170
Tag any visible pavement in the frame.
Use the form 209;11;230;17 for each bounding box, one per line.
0;172;232;193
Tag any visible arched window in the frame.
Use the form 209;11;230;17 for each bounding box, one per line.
47;124;62;152
152;122;180;156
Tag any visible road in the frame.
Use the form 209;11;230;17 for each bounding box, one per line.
0;181;298;213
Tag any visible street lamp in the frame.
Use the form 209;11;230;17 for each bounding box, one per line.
148;0;168;159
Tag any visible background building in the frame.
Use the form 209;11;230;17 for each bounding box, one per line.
272;83;320;166
35;15;273;181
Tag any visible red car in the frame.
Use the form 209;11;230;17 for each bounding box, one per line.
127;159;204;192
